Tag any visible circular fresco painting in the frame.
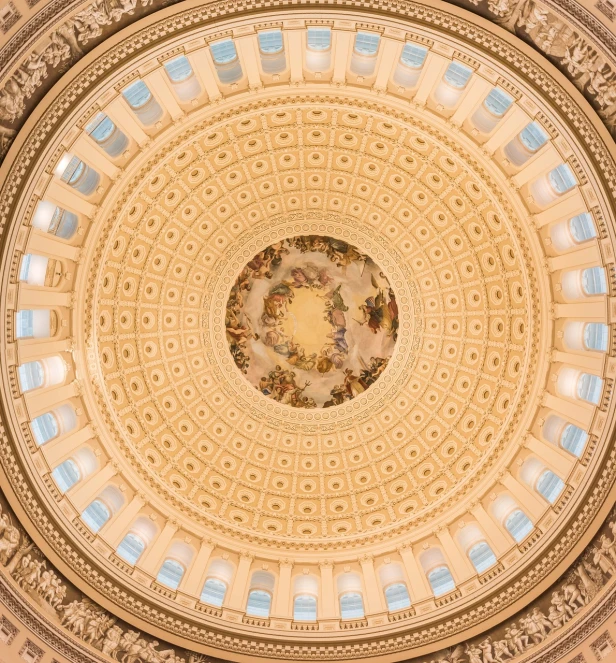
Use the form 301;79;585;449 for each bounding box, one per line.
225;235;398;408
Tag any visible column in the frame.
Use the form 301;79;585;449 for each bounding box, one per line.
25;382;78;417
450;76;492;125
483;106;530;155
42;425;95;467
235;35;262;89
398;545;432;601
318;561;337;618
525;435;575;479
512;147;561;187
227;552;253;610
372;38;400;91
554;301;607;320
273;559;293;618
359;555;386;613
138;519;179;576
190;47;224;99
105;97;149;146
19;289;71;310
286;29;304;84
27;234;80;262
534;193;586;227
68;462;118;512
435;528;475;583
331;30;352;85
470;503;512;556
72;135;120;180
501;472;547;522
45;180;96;217
543;393;593;429
99;494;145;547
414;53;449;105
143;70;183;120
179;538;214;596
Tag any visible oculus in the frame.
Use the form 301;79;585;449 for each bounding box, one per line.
226;235;398;408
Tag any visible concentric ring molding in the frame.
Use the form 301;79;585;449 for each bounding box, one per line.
0;1;616;661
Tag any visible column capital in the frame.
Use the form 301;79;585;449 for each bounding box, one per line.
279;558;294;569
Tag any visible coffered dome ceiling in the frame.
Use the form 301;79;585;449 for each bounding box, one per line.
1;1;616;662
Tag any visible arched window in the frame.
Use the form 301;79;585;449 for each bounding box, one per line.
246;589;272;617
210;40;242;84
468;542;497;573
427;566;455;596
122;80;163;125
393;43;427;87
81;499;111;533
536;470;565;503
505;509;533;542
582;267;607;296
354;32;380;55
201;577;227;607
519;122;548;152
307;27;331;51
117;532;146;564
561;423;588;457
443;61;472;89
569;213;597;244
577;372;603;404
32;202;79;240
294;594;317;620
384;582;411;611
15;309;55;339
483;88;513;116
52;459;80;492
30;412;58;445
258;30;285;74
548;164;577;194
86;113;128;157
157;559;185;589
18;361;44;392
164;56;193;83
306;27;331;72
164;56;201;102
58;155;100;195
584;323;609;351
339;592;364;619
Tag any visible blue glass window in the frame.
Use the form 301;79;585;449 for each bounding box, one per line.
549;164;577;194
19;254;31;281
505;509;533;542
86;113;116;143
583;322;608;352
157;559;185;589
211;40;238;64
307;28;331;51
339;592;364;619
164;56;193;83
117;532;146;564
468;542;497;573
122;81;153;109
484;88;513;116
52;459;80;492
16;310;34;338
443;62;472;89
427;566;456;596
400;43;427;68
31;412;58;445
246;589;272;617
577;373;603;404
82;499;111;532
561;424;587;457
294;594;317;620
582;267;607;296
519;122;548;152
569;213;596;243
536;470;564;503
354;32;380;56
18;361;44;392
258;30;283;54
60;157;86;185
384;583;411;610
201;578;227;607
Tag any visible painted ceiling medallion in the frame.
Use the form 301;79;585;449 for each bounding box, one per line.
226;235;398;408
